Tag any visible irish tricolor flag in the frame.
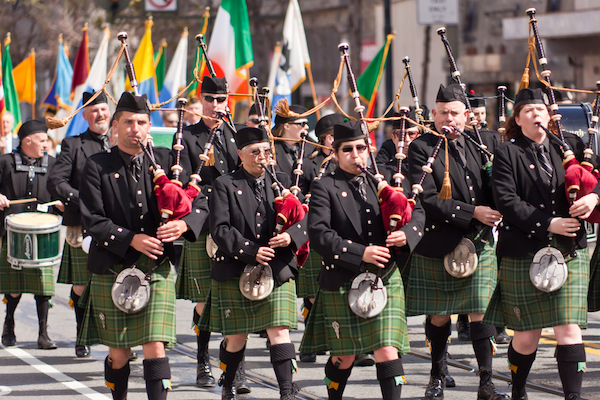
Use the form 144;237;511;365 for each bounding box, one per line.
204;0;253;102
357;34;394;119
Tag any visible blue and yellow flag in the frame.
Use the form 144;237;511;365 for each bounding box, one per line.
42;35;73;113
128;18;162;127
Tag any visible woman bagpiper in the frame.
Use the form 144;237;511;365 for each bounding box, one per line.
300;120;425;399
483;88;599;400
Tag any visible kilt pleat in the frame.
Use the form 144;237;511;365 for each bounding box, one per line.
175;233;212;302
483;243;588;331
198;277;298;335
588;244;600;312
0;243;55;295
299;267;409;356
406;230;497;316
57;243;92;286
78;258;176;348
296;251;321;299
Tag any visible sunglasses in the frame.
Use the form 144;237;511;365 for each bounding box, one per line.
249;148;273;157
203;95;227;103
248;118;261;125
289;121;309;127
340;144;368;153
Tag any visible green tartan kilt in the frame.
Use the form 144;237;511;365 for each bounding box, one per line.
175;233;212;302
299;267;409;357
483;243;589;331
0;240;55;296
77;257;176;348
57;243;92;286
198;276;298;336
587;244;600;312
296;251;321;299
406;230;497;316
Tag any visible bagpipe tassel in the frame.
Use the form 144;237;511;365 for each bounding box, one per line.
438;139;452;200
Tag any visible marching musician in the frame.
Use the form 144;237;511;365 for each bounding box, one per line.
406;84;508;400
0;120;61;349
78;92;207;400
376;106;425;167
272;104;316;180
468;91;488;129
246;103;260;128
301;120;425;399
47;91;112;358
185;96;203;126
175;76;251;392
198;126;306;400
482;88;598;400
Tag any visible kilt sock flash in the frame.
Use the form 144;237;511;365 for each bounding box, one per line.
508;342;536;398
556;344;585;397
324;357;353;400
376;358;404;399
270;343;297;397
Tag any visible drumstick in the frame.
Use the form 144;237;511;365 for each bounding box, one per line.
8;198;37;205
37;200;62;207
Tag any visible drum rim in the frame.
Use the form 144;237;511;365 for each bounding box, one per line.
6;212;62;230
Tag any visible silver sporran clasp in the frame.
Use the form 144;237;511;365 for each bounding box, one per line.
111;266;151;314
529;247;568;292
239;264;274;301
444;237;478;278
348;272;387;319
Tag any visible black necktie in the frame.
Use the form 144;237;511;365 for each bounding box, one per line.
449;140;466;167
352;175;368;202
100;135;111;152
254;179;264;204
536;144;553;181
131;156;142;183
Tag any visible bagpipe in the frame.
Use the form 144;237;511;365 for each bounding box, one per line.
525;8;600;224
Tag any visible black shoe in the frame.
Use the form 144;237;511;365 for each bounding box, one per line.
37;332;57;350
456;320;471;341
75;345;91;358
299;352;317;363
477;381;509;400
2;320;16;346
280;382;299;400
424;376;445;399
129;350;138;361
511;388;527;400
495;327;511;344
566;394;581;400
234;359;251;394
353;353;376;367
221;384;237;400
445;373;455;388
197;362;216;387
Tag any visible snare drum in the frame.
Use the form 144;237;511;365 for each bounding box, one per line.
5;212;63;269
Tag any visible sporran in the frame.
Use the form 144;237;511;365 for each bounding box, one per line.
529;246;568;292
239;264;274;301
111;266;151;313
348;271;387;319
444;237;478;278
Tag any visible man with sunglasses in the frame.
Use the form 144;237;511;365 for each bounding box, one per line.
406;84;506;400
176;77;251;393
376;106;426;167
300;120;424;399
272;105;316;180
198;126;307;400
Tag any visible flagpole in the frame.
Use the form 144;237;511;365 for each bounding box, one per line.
31;48;35;119
305;64;320;119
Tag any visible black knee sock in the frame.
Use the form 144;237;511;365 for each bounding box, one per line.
70;289;85;338
105;357;129;400
376;358;404;400
324;357;353;400
270;342;296;397
143;357;171;400
197;330;211;358
4;294;21;319
556;344;586;398
425;317;451;377
508;342;536;397
470;321;496;385
219;340;245;387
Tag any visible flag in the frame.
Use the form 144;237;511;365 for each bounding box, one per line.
159;28;188;108
13;49;35;105
188;7;210;98
127;19;162;127
41;35;74;113
154;39;167;92
267;0;311;108
2;33;21;133
204;0;253;103
70;25;89;101
356;34;394;119
64;27;110;138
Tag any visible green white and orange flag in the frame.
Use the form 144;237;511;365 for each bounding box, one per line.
2;33;21;133
189;7;210;98
357;34;394;119
13;48;36;106
203;0;253;109
154;38;167;92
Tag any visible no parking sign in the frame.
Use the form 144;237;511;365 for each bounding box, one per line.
145;0;177;12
